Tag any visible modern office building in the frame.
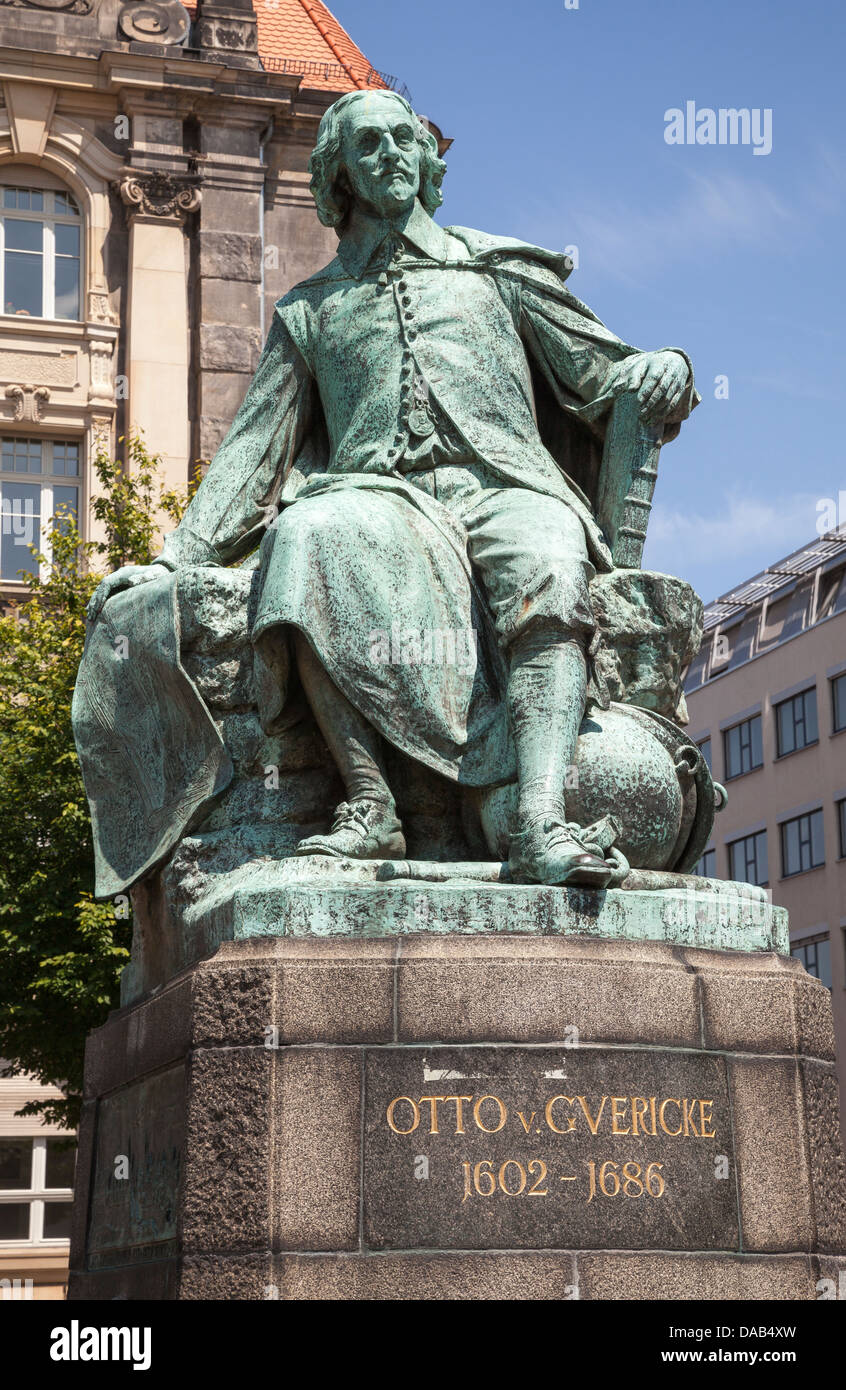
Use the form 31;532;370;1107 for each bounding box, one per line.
0;0;431;1300
684;525;846;1139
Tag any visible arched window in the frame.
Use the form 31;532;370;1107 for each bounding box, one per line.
0;169;81;321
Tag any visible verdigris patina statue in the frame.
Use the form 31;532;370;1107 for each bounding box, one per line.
76;91;717;918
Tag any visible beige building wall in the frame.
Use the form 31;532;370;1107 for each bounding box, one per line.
686;560;846;1144
0;1068;75;1299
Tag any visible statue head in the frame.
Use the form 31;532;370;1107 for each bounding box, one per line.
309;90;446;230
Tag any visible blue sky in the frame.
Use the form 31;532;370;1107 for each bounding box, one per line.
330;0;845;604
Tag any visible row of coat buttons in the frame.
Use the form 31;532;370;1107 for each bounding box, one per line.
387;269;434;457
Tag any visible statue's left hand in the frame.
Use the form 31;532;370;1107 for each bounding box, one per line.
86;563;165;625
611;350;690;426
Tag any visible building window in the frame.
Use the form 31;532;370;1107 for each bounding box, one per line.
0;1137;75;1244
780;809;825;877
728;831;769;886
696;736;712;772
775;687;818;757
0;183;81;321
0;437;80;582
832;673;846;734
722;714;763;780
838;798;846;859
791;933;832;989
693;848;716;878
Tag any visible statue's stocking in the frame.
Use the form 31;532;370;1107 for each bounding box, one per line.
507;626;586;828
292;630;396;809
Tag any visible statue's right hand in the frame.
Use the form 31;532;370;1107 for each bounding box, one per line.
86;564;164;625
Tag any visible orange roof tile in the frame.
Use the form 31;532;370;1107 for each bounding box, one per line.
184;0;399;93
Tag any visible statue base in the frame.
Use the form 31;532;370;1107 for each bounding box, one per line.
69;916;846;1300
123;857;786;1005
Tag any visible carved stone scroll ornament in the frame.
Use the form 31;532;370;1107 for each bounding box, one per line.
87;291;119;327
88;340;115;403
117;0;189;45
91;416;113;456
0;0;93;13
118;173;201;221
5;384;50;422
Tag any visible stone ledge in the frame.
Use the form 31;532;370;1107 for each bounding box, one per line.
87;935;831;1099
68;1249;824;1301
126;862;788;1004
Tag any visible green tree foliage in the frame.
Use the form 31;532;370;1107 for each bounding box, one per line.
0;437;196;1127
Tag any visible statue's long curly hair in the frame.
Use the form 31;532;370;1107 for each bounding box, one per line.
309;91;446;230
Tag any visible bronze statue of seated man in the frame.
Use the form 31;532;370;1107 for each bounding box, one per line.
86;91;698;888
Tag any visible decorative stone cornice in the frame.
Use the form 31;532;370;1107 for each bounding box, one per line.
0;0;93;12
118;172;201;221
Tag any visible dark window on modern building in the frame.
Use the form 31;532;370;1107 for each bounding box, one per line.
728;831;769;886
832;673;846;734
781;809;825;877
723;715;763;780
0;1136;75;1243
726;615;758;670
838;798;846;859
696;736;712;772
791;933;832;989
693;848;716;878
683;645;709;693
775;687;818;757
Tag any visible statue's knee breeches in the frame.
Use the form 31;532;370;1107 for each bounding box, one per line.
461;487;596;647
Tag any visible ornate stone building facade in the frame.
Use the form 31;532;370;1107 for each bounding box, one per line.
0;0;442;590
0;0;442;1298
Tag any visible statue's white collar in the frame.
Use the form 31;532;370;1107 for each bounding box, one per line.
337;199;449;278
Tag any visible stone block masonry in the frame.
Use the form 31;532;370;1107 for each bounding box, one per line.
68;934;846;1300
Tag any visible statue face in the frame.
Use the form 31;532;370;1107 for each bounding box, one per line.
339;94;421;220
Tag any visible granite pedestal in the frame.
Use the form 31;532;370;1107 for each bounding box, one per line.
68;889;846;1301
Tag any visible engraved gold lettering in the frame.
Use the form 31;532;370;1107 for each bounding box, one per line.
545;1096;576;1134
645;1161;665;1196
473;1095;507;1133
588;1157;665;1202
577;1095;608;1135
659;1098;683;1136
587;1160;597;1203
649;1096;657;1134
461;1160;472;1202
527;1159;548;1195
683;1098;700;1137
419;1096;446;1134
387;1096;420;1134
611;1096;630;1134
473;1160;496;1195
699;1099;716;1138
599;1160;620;1196
622;1161;644;1196
499;1160;526;1195
631;1097;656;1137
517;1110;538;1133
444;1095;473;1135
